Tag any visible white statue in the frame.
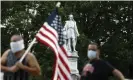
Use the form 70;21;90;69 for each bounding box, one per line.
64;14;80;52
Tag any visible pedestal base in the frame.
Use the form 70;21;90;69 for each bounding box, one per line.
68;51;80;80
71;74;80;80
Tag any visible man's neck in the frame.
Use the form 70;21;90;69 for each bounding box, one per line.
89;58;100;62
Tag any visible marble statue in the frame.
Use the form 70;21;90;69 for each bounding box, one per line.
64;14;80;52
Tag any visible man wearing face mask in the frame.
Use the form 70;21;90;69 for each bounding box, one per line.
1;34;41;80
80;43;125;80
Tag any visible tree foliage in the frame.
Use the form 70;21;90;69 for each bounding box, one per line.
1;1;133;79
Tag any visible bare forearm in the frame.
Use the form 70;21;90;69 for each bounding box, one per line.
22;66;41;76
1;65;10;72
113;69;125;80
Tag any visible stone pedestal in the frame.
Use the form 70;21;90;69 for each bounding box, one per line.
68;51;80;80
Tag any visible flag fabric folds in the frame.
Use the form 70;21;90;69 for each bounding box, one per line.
36;8;71;80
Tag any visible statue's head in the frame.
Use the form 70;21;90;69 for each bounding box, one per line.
69;14;74;20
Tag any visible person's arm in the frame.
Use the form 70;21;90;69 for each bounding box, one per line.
16;53;41;76
112;69;125;80
1;49;18;72
2;65;18;72
105;61;125;80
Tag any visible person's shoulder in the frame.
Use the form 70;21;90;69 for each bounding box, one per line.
101;60;110;64
26;52;36;60
2;49;10;56
27;52;35;58
103;60;111;64
101;60;115;68
4;49;10;53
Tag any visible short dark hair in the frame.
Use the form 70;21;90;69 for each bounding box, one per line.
11;34;23;41
89;42;98;46
89;42;100;50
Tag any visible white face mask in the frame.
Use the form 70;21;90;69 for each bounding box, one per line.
10;40;25;53
87;50;97;60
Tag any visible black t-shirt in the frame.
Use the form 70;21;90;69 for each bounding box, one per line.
81;59;115;80
129;63;133;78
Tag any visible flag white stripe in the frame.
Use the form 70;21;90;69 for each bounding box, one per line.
58;46;69;67
44;22;58;39
62;45;71;56
37;20;71;80
40;27;70;75
40;27;69;67
39;28;70;78
37;32;71;80
58;59;71;79
40;27;58;45
58;68;64;80
36;33;59;80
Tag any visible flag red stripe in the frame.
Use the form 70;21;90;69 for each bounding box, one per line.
36;21;71;80
36;34;71;79
37;34;71;79
58;65;69;80
57;75;60;80
39;31;57;46
39;27;70;71
43;25;58;39
61;46;68;57
43;22;58;39
36;36;58;80
38;30;59;80
39;31;70;73
59;52;70;73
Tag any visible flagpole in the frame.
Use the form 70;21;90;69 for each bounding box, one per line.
19;38;36;62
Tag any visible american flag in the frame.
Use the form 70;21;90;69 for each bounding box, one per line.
36;8;71;80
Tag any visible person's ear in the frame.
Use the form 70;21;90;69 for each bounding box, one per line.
97;50;100;56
